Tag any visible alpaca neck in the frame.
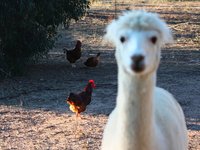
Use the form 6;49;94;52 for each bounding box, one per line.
116;67;156;149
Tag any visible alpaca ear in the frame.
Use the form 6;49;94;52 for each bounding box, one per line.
103;20;118;46
159;20;174;44
162;26;174;44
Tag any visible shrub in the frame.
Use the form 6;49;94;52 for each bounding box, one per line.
0;0;90;77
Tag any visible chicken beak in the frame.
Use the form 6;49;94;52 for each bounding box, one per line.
66;98;70;103
66;98;74;105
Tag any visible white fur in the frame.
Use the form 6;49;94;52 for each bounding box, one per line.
101;10;188;150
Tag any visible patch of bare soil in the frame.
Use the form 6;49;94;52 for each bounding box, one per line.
0;2;199;150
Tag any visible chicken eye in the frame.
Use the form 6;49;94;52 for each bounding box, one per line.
120;36;126;43
150;36;157;44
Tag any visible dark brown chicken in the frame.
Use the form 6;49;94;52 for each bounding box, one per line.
84;53;101;67
63;40;82;67
66;80;96;117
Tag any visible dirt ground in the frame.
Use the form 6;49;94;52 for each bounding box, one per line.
0;2;200;150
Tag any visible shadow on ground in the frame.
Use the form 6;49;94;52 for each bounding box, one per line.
0;50;199;131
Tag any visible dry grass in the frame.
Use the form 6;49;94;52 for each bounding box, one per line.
0;106;107;150
53;1;199;54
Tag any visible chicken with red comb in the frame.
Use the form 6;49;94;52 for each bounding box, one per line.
66;80;96;117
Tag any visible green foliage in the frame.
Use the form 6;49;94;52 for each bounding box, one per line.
0;0;90;77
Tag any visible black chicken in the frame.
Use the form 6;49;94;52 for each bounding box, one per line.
63;40;82;67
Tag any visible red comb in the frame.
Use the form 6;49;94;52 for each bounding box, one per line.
89;79;94;83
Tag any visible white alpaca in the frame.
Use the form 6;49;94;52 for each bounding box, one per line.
101;10;188;150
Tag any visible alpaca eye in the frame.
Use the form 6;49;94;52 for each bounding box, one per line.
120;36;126;43
150;36;157;44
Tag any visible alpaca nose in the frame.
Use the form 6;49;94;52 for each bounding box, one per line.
131;55;145;72
131;55;144;63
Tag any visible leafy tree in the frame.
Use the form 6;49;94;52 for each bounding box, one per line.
0;0;90;77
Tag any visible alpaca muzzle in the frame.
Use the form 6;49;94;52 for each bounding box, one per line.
131;55;145;72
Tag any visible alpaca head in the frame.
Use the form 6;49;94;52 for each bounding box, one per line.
104;10;173;76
